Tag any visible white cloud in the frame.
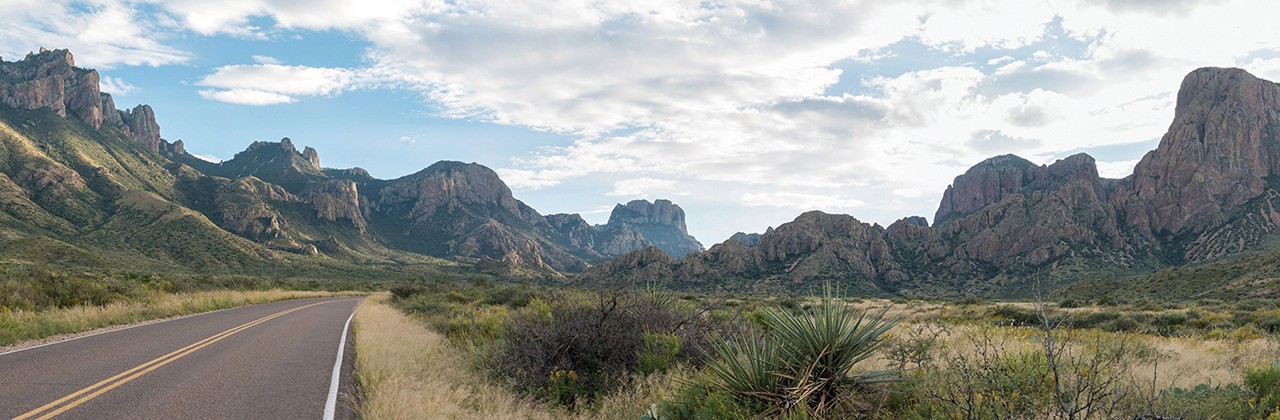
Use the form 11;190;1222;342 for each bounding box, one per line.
1096;159;1140;179
99;75;136;95
742;192;864;211
0;0;188;68
191;153;223;163
198;88;296;105
196;64;368;105
251;55;281;64
607;178;676;197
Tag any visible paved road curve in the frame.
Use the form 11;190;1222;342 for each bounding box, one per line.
0;297;362;419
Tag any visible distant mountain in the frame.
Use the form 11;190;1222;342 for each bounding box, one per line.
585;67;1280;298
0;48;703;278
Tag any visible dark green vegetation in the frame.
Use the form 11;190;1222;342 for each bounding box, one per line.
391;280;1280;419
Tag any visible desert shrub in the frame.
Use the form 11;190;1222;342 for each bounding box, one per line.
1260;316;1280;333
1058;298;1081;308
637;332;681;375
884;321;945;371
1246;363;1280;414
1100;316;1139;332
388;281;425;299
491;288;734;407
693;290;898;418
990;305;1041;326
1153;384;1252;420
660;376;778;419
1071;311;1120;329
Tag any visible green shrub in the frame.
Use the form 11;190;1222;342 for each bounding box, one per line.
1101;316;1139;332
388;281;424;299
990;305;1040;327
1246;363;1280;413
491;289;734;407
701;289;897;418
637;332;681;375
1153;384;1252;420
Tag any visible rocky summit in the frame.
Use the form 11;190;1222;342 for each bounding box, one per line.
585;67;1280;297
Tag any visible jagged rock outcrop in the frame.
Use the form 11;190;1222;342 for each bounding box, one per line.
0;49;103;129
305;179;366;231
1125;67;1280;237
604;199;704;257
302;146;320;168
212;177;299;242
729;231;763;247
121;105;161;152
99;93;122;127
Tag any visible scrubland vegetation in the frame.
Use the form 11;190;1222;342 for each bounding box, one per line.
370;277;1280;419
0;264;369;346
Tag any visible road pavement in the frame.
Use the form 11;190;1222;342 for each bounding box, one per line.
0;297;362;419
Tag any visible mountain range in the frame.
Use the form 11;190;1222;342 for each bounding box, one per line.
0;48;703;278
583;67;1280;298
4;47;1280;299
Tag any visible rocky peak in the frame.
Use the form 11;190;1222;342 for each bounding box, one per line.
603;199;703;257
302;146;321;168
0;48;103;128
936;153;1107;225
934;154;1037;224
378;161;523;220
608;199;689;233
121;104;161;152
1126;67;1280;235
728;231;762;247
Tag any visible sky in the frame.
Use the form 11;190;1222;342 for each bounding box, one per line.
4;0;1280;245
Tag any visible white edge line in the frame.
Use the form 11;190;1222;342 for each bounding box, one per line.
324;311;355;420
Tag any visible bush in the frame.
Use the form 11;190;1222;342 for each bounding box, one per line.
491;288;734;407
990;305;1041;327
1246;363;1280;414
1101;316;1139;332
696;289;897;418
1154;384;1252;420
388;281;425;299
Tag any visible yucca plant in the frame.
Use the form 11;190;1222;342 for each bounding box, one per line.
706;287;899;417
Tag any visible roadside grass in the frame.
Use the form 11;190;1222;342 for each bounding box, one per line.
353;294;685;420
0;289;359;347
354;294;552;419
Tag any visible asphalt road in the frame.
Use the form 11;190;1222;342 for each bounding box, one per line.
0;297;362;420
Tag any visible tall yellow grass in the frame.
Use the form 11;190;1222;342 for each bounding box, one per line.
0;289;358;347
353;295;683;420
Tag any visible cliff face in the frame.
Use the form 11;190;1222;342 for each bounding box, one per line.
1125;67;1280;236
0;49;103;129
0;49;167;153
604;199;704;257
121;105;161;152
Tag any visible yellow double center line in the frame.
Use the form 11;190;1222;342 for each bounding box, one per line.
15;300;335;420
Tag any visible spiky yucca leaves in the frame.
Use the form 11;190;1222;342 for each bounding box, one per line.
706;289;898;417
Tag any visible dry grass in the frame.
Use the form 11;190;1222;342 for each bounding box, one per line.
0;289;358;347
354;294;554;420
864;320;1275;390
353;294;683;420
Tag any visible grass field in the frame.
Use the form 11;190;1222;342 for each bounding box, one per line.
360;280;1280;419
